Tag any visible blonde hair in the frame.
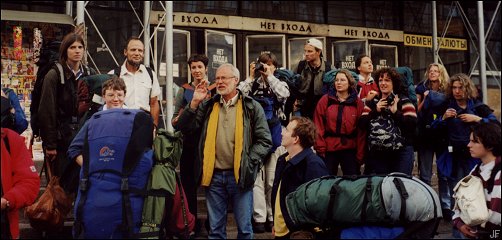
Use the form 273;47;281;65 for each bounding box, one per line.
446;73;478;100
424;63;449;92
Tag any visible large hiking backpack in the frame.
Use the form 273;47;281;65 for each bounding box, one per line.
395;67;417;107
285;173;442;238
30;60;64;137
73;109;154;239
274;68;301;126
139;129;195;239
249;79;283;151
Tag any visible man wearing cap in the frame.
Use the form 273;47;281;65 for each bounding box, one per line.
293;38;332;119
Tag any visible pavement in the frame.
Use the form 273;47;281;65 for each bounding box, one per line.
19;156;457;239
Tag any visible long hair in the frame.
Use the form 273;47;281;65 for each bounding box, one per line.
424;63;449;92
374;67;403;95
59;33;85;64
446;73;478;100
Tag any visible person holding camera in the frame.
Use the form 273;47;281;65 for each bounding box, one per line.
359;67;417;175
238;52;289;233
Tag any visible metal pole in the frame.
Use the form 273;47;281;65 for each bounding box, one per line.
66;1;72;17
143;1;151;67
478;1;487;104
432;1;439;63
76;1;84;25
165;1;174;132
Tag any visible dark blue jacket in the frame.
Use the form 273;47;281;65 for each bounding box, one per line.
2;88;28;134
439;99;498;148
271;147;329;230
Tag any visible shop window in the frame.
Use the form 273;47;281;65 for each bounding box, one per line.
154;28;190;87
205;30;236;82
369;44;398;70
332;40;368;71
288;37;326;70
245;35;286;77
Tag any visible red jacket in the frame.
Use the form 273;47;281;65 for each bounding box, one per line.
1;128;40;239
313;91;366;163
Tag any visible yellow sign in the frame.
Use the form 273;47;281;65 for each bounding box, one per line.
404;34;467;51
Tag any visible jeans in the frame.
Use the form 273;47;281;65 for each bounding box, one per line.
418;146;438;185
206;171;253;239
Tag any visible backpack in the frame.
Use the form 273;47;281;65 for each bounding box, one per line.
322;69;359;95
78;74;116;129
2;88;28;134
395;67;417;107
73;109;154;239
250;79;283;151
274;68;301;126
367;112;405;151
286;173;441;239
139;129;195;239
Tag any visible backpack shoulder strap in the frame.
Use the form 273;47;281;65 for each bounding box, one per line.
54;62;65;84
297;60;306;74
145;67;154;85
114;67;121;77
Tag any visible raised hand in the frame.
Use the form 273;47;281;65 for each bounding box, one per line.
190;79;209;109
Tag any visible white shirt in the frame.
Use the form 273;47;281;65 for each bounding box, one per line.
108;62;161;112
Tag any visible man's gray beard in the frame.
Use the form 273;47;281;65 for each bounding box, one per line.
127;59;142;68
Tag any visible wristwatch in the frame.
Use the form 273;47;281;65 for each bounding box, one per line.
5;199;10;209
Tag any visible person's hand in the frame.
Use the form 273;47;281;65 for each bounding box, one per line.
376;98;388;112
190;79;209;109
1;198;8;210
75;155;83;166
459;224;477;239
389;95;399;114
45;149;57;161
443;108;457;120
365;90;378;102
458;113;482;123
249;62;256;80
261;64;273;80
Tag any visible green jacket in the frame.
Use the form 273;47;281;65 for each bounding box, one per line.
177;91;272;190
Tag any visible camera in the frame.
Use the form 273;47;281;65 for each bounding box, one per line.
386;92;395;105
254;62;265;77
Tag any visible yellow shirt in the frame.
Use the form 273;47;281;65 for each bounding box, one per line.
274;181;289;237
274;155;292;237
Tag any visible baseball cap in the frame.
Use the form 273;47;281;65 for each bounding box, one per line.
306;38;323;51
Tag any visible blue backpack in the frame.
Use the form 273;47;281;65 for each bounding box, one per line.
73;109;154;239
250;80;282;151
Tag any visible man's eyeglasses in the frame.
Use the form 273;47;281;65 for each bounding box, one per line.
215;76;236;82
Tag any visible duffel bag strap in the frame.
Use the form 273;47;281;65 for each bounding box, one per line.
392;178;409;222
360;177;373;222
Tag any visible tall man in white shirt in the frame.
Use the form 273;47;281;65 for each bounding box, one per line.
109;37;161;126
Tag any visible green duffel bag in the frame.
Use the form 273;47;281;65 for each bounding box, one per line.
285;175;391;227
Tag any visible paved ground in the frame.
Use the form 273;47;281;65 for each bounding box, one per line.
19;157;456;239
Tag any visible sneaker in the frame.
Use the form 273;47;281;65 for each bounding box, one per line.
253;222;266;233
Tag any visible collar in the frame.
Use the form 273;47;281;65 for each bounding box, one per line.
287;148;315;166
219;92;239;108
358;74;374;84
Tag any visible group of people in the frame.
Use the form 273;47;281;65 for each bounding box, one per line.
1;32;500;240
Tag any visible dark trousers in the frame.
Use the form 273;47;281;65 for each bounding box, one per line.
324;149;360;175
180;145;198;219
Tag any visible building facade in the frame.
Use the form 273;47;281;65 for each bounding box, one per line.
2;1;500;119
